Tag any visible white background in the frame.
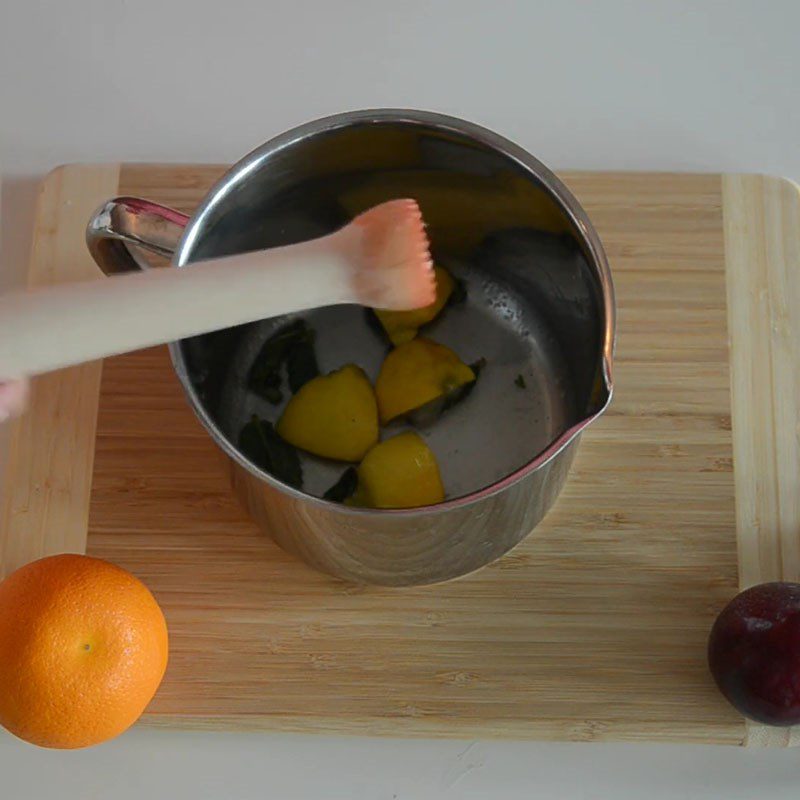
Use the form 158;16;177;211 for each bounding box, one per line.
1;0;799;797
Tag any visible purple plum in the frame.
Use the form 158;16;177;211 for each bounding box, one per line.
708;582;800;726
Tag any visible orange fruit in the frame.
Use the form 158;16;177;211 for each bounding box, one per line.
0;554;168;749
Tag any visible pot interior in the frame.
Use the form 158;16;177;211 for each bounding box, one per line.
176;118;607;501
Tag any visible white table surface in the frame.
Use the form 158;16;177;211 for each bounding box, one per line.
1;0;799;796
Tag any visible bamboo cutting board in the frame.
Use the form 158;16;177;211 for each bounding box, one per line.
2;165;799;747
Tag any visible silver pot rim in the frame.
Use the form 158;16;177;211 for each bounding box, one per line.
168;108;616;517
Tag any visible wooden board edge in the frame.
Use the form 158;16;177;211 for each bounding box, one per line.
0;164;121;578
723;173;800;747
137;713;743;746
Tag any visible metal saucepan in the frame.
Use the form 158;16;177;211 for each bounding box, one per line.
86;109;615;586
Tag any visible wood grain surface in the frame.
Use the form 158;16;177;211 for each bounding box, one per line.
3;164;798;745
722;174;800;747
0;165;118;578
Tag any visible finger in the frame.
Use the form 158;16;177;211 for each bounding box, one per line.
0;379;30;421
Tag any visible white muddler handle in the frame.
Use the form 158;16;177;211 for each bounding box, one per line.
0;232;357;378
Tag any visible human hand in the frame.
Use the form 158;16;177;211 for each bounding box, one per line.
0;379;29;422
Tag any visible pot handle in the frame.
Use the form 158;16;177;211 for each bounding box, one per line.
86;197;189;276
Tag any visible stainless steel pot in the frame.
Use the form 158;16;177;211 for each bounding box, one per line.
86;110;614;586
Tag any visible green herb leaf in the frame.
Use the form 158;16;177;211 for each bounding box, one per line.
248;320;315;404
286;338;320;393
447;276;468;306
363;307;389;341
470;357;487;377
439;357;486;413
514;374;527;389
411;357;488;424
238;415;303;488
262;386;283;404
323;467;358;503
